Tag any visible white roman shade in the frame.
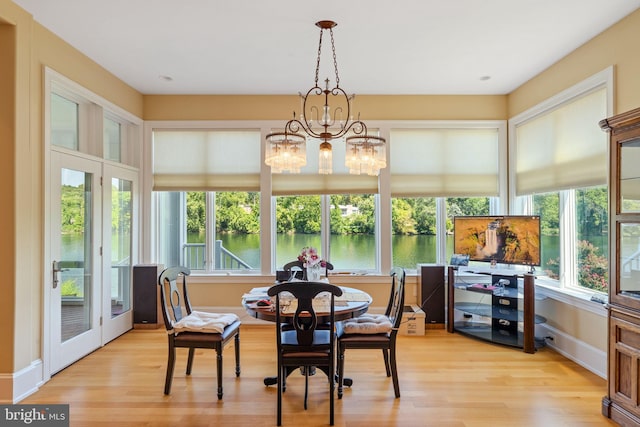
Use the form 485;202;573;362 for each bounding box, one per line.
515;88;607;195
153;130;261;191
389;128;499;197
271;136;379;195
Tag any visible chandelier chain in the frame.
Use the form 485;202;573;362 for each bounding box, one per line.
330;28;340;87
314;27;324;87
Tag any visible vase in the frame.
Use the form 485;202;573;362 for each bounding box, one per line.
306;264;322;281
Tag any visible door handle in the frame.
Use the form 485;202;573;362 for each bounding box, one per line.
52;260;69;289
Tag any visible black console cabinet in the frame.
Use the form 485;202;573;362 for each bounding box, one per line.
446;266;544;353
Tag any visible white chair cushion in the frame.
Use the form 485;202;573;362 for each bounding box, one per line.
342;314;392;334
172;311;239;334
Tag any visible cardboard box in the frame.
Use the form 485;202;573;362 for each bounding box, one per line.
399;305;425;336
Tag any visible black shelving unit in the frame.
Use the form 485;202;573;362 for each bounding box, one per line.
446;266;545;353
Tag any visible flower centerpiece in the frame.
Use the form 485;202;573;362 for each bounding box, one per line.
298;246;326;281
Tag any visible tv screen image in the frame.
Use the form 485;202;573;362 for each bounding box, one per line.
453;215;541;267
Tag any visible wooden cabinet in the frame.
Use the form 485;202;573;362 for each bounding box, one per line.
600;107;640;426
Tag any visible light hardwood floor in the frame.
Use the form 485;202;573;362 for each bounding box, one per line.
22;325;615;427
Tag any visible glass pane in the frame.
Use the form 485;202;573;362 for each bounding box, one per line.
104;118;121;162
111;178;132;317
51;93;79;150
620;223;640;298
186;191;206;270
446;197;491;264
533;192;560;278
620;138;640;213
275;196;322;269
330;195;376;271
60;168;92;341
215;192;260;270
575;186;609;292
391;197;437;269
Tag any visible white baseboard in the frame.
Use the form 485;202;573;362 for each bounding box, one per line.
0;359;43;403
537;323;607;379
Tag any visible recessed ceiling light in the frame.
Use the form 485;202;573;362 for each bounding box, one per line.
479;75;491;81
159;75;173;82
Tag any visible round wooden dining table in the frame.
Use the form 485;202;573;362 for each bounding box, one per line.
242;284;372;386
243;285;372;323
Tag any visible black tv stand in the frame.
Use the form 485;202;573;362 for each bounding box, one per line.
446;266;545;353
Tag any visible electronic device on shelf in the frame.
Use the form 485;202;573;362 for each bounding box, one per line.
449;254;470;270
453;215;541;273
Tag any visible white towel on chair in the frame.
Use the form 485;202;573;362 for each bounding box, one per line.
172;311;239;334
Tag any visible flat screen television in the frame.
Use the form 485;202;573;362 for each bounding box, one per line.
453;215;541;267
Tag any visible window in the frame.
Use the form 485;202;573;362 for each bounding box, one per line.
510;67;612;293
155;191;261;272
329;194;376;271
104;117;121;162
148;121;508;276
152;129;262;272
445;197;491;263
274;194;377;272
532;192;560;278
51;93;79;150
576;186;608;292
391;197;437;268
389;125;503;270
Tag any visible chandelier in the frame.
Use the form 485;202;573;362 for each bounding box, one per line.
265;20;387;176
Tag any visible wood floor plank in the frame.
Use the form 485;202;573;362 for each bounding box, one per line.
22;326;616;426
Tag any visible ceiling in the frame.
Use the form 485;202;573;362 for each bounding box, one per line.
12;0;640;96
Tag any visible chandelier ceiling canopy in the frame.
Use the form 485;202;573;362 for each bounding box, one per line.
265;20;387;176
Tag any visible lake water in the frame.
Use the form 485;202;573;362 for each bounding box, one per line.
62;232;613;272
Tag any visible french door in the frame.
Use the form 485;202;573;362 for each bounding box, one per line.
49;151;137;374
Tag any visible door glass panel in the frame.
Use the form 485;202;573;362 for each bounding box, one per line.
620;138;640;213
60;168;93;341
51;93;79;150
111;177;132;317
620;223;640;299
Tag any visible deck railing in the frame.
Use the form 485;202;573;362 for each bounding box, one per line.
183;240;252;270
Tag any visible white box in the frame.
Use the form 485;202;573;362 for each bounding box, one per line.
399;305;425;336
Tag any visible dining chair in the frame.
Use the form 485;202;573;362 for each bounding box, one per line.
158;266;241;400
336;267;406;398
283;260;334;280
267;281;343;426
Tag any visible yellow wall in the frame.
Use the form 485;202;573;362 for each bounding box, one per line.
4;0;640;401
0;19;16;377
0;0;143;390
508;8;640;117
143;94;507;121
507;9;640;348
